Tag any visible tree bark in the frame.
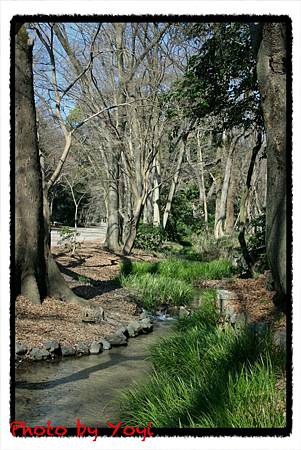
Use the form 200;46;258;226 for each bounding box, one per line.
238;131;263;276
162;139;186;229
256;23;287;302
15;27;85;305
15;27;47;304
153;157;161;227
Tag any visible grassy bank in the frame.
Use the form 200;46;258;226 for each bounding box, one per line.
120;258;233;311
120;295;286;428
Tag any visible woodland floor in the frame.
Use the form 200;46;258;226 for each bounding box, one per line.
15;243;160;350
15;242;285;350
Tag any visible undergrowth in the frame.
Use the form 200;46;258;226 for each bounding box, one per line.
120;296;286;428
119;258;232;311
120;258;233;283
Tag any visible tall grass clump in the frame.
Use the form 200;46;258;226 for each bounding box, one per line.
120;258;233;282
120;302;286;428
120;273;195;310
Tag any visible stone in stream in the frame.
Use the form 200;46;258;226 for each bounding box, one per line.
140;318;153;333
178;306;190;319
126;320;143;337
139;310;152;320
104;334;127;346
29;347;50;361
115;326;129;338
76;342;90;356
15;342;27;355
90;341;103;355
61;346;76;357
44;340;61;354
100;339;112;350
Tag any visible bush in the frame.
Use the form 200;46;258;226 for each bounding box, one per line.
134;224;166;251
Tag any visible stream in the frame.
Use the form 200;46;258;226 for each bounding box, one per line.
15;320;174;428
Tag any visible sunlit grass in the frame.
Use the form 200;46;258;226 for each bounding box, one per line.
120;300;286;428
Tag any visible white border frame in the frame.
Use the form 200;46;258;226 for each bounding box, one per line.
1;2;300;450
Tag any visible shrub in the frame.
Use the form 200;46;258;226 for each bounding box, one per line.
134;224;166;251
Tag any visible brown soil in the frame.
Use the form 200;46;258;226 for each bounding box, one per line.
200;272;286;330
15;244;286;352
15;244;159;351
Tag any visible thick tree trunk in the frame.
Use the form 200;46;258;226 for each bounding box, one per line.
256;23;287;302
15;27;85;305
15;27;47;304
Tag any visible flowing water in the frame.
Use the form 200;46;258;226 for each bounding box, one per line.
15;320;174;428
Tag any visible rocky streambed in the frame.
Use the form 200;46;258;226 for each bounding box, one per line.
15;319;174;427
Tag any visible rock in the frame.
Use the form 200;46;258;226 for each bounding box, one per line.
166;305;179;317
89;341;103;355
15;342;27;355
105;334;127;346
249;321;269;336
273;329;286;350
29;347;50;361
140;318;153;333
216;289;238;315
61;346;76;357
44;340;60;354
126;320;142;337
82;306;104;323
76;342;90;355
140;310;152;320
101;339;112;350
179;306;190;319
115;327;129;338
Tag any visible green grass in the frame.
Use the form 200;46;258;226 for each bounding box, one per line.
120;299;286;428
120;258;232;311
120;273;195;310
120;258;233;283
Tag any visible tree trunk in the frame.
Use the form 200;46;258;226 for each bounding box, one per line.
15;27;47;304
256;23;287;302
224;174;235;234
153;157;161;227
104;168;120;251
238;131;263;276
162;139;186;229
15;26;85;305
123;197;143;255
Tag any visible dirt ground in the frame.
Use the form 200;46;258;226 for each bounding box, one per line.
15;243;285;351
200;274;286;330
15;244;159;350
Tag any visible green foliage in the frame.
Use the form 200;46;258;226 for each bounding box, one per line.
247;212;268;273
120;258;233;283
168;23;262;129
134;224;166;251
164;185;206;242
120;273;195;311
58;226;81;253
121;301;286;428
